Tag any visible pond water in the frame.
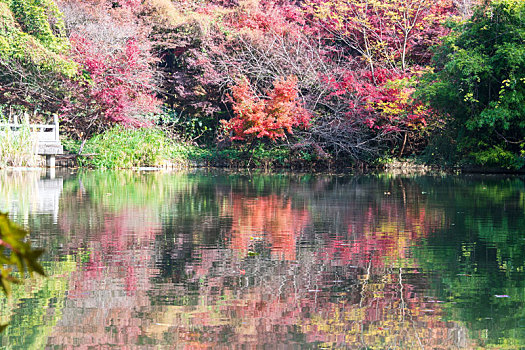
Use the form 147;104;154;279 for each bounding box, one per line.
0;170;524;349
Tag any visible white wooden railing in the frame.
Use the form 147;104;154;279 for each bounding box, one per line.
1;114;60;143
0;113;63;167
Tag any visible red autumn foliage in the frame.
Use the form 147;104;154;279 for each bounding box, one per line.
304;0;455;72
156;0;457;157
324;68;430;133
54;0;461;159
222;75;310;142
58;0;159;144
295;0;457;155
61;34;159;142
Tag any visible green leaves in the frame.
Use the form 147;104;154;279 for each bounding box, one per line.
0;0;73;70
0;213;45;332
0;213;45;296
9;0;68;52
418;0;525;169
81;126;174;169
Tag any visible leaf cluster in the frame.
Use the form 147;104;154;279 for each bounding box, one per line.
0;213;45;297
0;213;45;331
223;75;310;142
0;0;74;73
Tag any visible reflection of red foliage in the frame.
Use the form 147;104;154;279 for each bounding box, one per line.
321;205;441;268
227;194;309;260
68;209;160;299
52;207;162;349
50;177;461;348
162;248;458;348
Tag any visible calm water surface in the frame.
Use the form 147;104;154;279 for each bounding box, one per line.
0;170;524;349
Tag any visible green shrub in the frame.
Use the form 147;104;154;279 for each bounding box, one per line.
469;145;525;170
60;136;81;155
183;144;291;168
249;144;290;168
81;126;174;169
170;143;212;162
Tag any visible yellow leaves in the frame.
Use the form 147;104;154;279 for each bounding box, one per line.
463;92;479;103
144;0;182;25
377;101;404;117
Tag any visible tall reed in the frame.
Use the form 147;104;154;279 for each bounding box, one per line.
0;121;38;167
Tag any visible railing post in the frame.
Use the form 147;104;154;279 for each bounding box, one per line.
46;155;56;168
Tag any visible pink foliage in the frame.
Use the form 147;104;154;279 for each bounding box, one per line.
59;0;160;140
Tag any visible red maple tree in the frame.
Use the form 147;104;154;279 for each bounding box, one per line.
222;75;310;142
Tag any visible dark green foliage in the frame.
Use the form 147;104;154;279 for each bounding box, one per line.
414;176;525;346
418;0;525;169
159;107;218;145
182;144;292;168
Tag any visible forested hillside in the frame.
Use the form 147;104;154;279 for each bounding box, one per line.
0;0;523;169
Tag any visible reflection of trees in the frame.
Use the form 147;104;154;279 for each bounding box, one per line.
0;259;77;349
145;249;468;348
47;172;172;348
226;194;309;260
0;171;43;224
145;174;466;348
3;171;504;348
415;176;525;347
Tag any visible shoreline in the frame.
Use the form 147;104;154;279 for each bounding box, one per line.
3;160;524;176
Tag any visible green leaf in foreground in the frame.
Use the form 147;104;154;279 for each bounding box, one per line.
0;213;45;331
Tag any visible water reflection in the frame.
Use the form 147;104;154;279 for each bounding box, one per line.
0;170;62;224
0;170;524;348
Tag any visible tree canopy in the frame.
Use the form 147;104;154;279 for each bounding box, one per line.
0;0;76;110
419;0;525;169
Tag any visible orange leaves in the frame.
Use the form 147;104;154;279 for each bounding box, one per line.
222;75;310;142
